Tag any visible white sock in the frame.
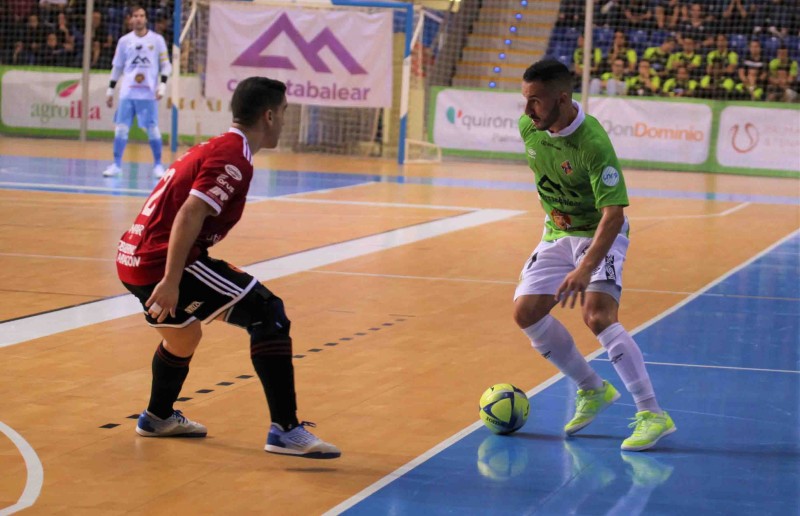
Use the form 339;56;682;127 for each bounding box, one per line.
597;323;662;414
523;315;603;391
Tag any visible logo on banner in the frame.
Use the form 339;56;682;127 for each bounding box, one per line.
730;123;759;153
446;107;462;124
233;13;366;74
56;79;80;98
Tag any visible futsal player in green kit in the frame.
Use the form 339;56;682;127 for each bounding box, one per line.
513;59;676;451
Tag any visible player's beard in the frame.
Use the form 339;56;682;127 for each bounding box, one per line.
530;102;560;132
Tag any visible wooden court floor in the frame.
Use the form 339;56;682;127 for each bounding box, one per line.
0;137;798;514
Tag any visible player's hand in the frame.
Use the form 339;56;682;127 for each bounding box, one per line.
145;278;180;323
156;82;166;100
106;87;114;108
555;266;592;309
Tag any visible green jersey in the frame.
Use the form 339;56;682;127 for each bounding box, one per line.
519;103;629;242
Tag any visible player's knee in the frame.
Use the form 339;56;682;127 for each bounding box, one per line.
227;284;293;356
161;323;202;356
583;310;616;336
146;125;161;141
114;124;130;139
513;301;545;329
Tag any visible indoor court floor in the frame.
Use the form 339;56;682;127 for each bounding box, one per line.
0;136;798;515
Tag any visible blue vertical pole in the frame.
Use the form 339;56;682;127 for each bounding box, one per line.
171;0;182;152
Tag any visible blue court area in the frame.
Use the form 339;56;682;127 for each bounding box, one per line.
344;235;800;515
2;155;799;205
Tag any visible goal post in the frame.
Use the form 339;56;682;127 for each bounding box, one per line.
170;0;429;164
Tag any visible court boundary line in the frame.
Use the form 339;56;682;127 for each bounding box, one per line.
0;421;43;516
323;227;800;515
594;358;800;374
0;208;524;347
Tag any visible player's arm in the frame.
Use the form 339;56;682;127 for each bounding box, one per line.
145;196;216;322
106;39;125;108
555;205;624;308
156;35;172;100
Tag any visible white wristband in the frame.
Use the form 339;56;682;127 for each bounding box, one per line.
106;87;114;98
156;82;167;97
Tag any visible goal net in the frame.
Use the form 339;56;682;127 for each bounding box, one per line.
172;0;444;163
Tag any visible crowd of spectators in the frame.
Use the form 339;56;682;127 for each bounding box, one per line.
554;0;800;101
0;0;174;69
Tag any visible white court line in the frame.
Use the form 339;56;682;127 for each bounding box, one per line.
308;270;800;302
0;209;524;349
629;202;751;220
595;358;800;374
265;196;483;212
0;252;111;262
0;182;153;195
0;421;43;516
324;227;800;515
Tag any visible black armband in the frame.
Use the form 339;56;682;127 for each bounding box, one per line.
160;75;168;83
109;80;117;89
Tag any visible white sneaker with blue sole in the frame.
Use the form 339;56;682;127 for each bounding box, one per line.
265;421;340;459
135;409;207;437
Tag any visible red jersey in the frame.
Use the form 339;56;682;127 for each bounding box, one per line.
116;128;254;285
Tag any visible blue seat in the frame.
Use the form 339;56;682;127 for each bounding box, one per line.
728;33;748;55
650;30;670;46
551;27;568;42
557;54;573;69
786;36;800;61
627;29;650;53
594;27;615;52
762;36;782;59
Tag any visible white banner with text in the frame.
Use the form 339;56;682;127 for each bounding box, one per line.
717;106;800;172
0;68;232;137
207;5;393;107
432;89;712;166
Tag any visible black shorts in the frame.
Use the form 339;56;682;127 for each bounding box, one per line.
123;254;258;328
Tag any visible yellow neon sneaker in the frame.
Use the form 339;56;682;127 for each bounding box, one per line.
621;411;676;451
564;380;621;435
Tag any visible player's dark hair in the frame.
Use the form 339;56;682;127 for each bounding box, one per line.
231;77;287;126
129;4;147;16
522;59;573;93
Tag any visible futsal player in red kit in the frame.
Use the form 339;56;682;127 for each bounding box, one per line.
115;77;340;459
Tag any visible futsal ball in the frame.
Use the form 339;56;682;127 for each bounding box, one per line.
479;383;529;435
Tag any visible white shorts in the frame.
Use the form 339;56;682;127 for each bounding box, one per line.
514;222;630;302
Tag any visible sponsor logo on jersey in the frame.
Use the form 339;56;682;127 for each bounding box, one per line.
135;73;145;83
208;186;229;202
184;301;204;314
560;160;573;175
550;208;572;230
216;175;235;194
131;55;151;66
224;164;243;180
601;166;620;187
527;148;536;159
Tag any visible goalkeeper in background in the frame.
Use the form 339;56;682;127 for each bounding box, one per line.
103;4;171;178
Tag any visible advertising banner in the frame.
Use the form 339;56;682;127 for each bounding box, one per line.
590;97;712;165
0;68;231;139
207;5;393;107
432;89;526;153
717;106;800;173
432;89;712;166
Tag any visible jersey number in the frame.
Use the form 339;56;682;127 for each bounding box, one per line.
141;168;176;217
537;175;580;198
